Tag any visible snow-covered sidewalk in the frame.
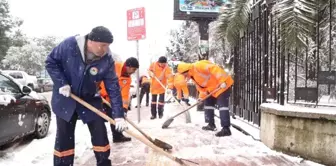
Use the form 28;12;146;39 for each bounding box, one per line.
0;93;324;166
81;99;323;166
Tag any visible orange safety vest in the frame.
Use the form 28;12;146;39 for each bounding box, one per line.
188;60;234;99
173;73;189;99
148;62;173;94
100;62;131;109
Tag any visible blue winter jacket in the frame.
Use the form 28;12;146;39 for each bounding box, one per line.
45;35;124;123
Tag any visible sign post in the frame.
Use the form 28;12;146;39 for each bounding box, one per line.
127;7;146;123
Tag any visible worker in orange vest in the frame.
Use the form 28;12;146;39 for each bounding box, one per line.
148;56;173;119
136;75;151;108
173;73;191;106
177;60;234;137
100;57;139;142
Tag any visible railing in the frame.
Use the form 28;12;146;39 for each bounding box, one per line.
232;0;336;126
188;0;335;127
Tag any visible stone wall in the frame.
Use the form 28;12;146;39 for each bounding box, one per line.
260;103;336;166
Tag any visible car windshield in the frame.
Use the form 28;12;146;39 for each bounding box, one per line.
38;78;52;84
1;73;23;87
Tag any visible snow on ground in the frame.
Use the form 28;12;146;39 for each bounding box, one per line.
0;92;98;166
261;102;336;116
0;92;325;166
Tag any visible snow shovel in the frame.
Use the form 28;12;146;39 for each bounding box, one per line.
101;97;173;151
162;87;222;129
149;71;192;124
70;93;197;166
149;70;186;108
165;92;177;103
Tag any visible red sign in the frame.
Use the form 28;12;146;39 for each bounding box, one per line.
127;7;146;41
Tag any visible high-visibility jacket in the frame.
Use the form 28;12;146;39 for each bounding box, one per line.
100;62;131;109
173;73;189;99
188;60;234;99
148;62;173;94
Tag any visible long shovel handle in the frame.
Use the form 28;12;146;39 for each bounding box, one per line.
70;94;186;166
101;97;173;150
149;70;185;108
101;97;154;142
169;87;222;119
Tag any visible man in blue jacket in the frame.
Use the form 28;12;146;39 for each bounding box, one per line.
45;26;127;166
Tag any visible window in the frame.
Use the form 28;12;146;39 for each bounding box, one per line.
9;72;23;79
0;75;21;94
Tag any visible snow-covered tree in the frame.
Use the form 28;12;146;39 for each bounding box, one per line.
166;21;199;63
9;29;29;47
209;21;233;69
3;42;46;74
0;0;24;61
2;36;60;74
33;36;62;54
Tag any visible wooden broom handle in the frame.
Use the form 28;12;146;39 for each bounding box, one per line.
70;94;187;166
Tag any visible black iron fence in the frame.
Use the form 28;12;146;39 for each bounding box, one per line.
232;0;336;126
187;0;335;127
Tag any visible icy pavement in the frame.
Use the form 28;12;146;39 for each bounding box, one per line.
0;92;324;166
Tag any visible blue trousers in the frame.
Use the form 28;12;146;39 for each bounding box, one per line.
54;112;111;166
204;88;231;127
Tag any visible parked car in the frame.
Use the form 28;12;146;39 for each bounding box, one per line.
36;78;53;93
1;70;38;90
0;72;51;147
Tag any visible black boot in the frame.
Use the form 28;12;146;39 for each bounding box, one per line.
202;123;217;131
135;105;141;108
113;134;132;143
158;109;163;119
146;103;149;106
150;116;156;120
215;127;231;137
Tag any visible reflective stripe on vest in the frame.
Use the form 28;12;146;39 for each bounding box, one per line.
193;65;211;87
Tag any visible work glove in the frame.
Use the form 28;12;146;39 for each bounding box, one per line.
115;118;128;132
220;83;227;89
59;85;71;97
0;94;16;106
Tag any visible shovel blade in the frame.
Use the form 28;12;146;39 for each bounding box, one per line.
162;118;174;129
153;139;173;150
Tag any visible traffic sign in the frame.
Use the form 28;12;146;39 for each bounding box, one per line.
127;7;146;41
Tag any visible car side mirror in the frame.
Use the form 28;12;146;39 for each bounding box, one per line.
22;85;32;95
